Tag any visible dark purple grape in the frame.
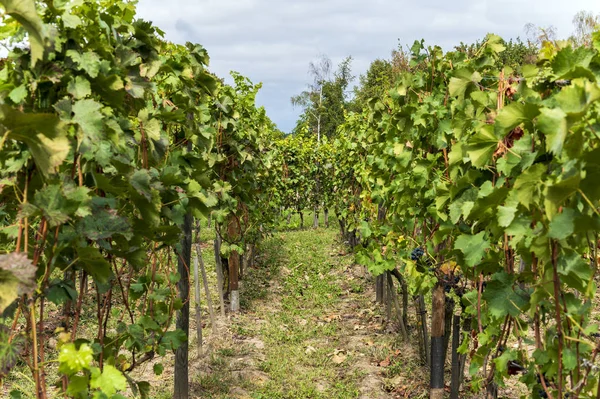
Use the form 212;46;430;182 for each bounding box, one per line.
410;247;424;261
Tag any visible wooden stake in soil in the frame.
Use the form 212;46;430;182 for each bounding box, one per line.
196;243;217;336
417;294;430;367
193;252;203;356
385;272;392;322
213;233;226;317
174;210;192;399
386;273;409;340
227;216;240;312
401;277;409;329
239;243;246;281
375;274;384;304
443;296;455;364
430;284;446;399
450;314;462;399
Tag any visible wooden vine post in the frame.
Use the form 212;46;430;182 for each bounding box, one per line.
174;209;192;399
193;251;203;355
430;283;446;399
227;215;241;312
375;204;386;303
213;233;226;317
450;314;462;399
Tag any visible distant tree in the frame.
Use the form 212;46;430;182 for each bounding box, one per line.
320;56;353;138
454;37;537;69
291;55;353;140
569;10;600;47
498;38;538;68
390;44;411;75
351;59;394;111
291;54;332;142
524;22;557;47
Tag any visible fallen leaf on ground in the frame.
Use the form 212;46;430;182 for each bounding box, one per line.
331;353;347;364
379;357;390;367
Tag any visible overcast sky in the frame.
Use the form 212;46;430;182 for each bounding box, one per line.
136;0;600;133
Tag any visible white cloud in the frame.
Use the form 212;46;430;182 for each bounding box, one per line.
137;0;600;132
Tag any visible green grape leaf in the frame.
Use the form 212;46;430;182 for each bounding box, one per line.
58;343;93;375
9;390;23;399
512;164;546;209
90;365;127;396
160;330;187;350
497;205;517;227
8;85;27;104
360;220;372;239
0;325;23;377
61;12;82;29
551;46;594;80
66;375;88;397
46;280;77;305
0;252;36;314
66;50;101;78
0;0;48;66
0;105;70;176
454;232;490;267
130;170;153;202
76;208;131;241
76;246;112;283
494;102;539;135
493;348;517;375
563;347;577;371
547;208;576;239
448;68;481;98
73;99;104;141
483;272;529;318
67;76;91;99
558;250;592;293
466;125;498;168
537;107;567;155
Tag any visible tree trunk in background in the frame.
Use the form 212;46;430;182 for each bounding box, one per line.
313;206;319;228
213;233;226;317
324;208;329;228
227;217;240;313
430;284;446;399
299;211;304;228
174;211;192;399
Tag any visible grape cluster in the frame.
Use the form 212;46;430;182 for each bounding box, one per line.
410;247;424;261
443;277;460;292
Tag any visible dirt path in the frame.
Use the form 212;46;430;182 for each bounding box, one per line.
169;227;427;399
